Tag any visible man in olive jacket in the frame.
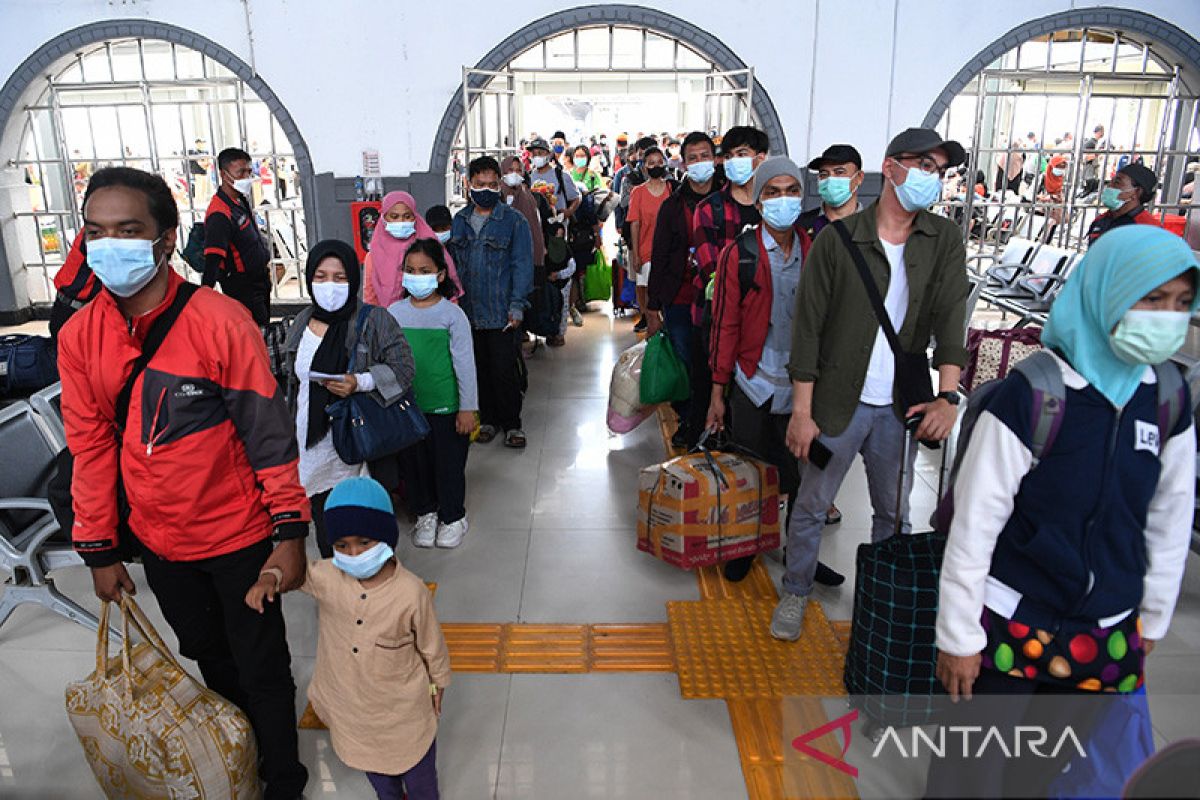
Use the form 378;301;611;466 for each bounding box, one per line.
770;128;970;641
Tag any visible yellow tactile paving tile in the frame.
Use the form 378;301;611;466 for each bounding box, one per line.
442;623;504;672
589;623;675;672
727;697;859;800
501;624;589;672
695;559;779;602
669;599;846;699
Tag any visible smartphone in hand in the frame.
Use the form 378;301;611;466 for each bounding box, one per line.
808;439;833;470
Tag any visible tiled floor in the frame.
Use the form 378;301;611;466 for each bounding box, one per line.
2;307;1199;798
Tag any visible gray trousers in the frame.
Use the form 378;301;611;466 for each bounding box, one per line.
783;403;916;597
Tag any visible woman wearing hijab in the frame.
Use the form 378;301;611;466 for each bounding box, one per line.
284;239;416;557
500;156;546;273
364;191;463;307
929;226;1198;796
1036;154;1070;242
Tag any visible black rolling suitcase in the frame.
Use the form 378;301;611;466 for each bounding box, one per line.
843;416;947;738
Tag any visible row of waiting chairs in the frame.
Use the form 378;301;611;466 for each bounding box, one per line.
0;383;108;639
972;237;1083;324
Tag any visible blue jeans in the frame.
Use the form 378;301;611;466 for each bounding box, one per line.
783;403;917;597
662;304;693;424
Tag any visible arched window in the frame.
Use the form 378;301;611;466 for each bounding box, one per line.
932;27;1198;251
13;38;306;303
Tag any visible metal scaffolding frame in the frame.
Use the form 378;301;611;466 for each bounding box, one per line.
933;28;1200;262
447;24;758;203
10;37;306;304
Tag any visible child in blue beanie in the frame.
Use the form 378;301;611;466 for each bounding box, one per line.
245;476;451;800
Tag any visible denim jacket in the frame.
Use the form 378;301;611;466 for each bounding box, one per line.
447;201;534;330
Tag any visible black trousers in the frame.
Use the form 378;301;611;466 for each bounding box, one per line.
472;327;523;431
684;325;714;446
923;669;1102;798
141;538;307;799
219;270;272;325
401;413;470;523
311;489;332;558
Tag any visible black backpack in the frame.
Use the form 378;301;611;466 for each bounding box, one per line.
181;221;206;274
700;227;760;350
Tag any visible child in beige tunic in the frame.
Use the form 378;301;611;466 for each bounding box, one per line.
246;476;450;799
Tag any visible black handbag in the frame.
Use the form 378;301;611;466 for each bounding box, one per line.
327;307;430;463
831;220;935;413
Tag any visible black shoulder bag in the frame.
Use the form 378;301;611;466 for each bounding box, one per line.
830;219;934;413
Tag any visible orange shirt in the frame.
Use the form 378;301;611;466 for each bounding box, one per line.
628;181;670;266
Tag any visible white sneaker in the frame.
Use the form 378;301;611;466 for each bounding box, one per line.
770;592;808;641
436;517;468;548
569;307;584;327
412;513;438;548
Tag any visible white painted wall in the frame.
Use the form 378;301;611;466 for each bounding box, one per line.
0;0;1197;178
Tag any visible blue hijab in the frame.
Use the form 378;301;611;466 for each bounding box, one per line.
1042;225;1200;407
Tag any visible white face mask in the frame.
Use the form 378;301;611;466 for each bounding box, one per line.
502;172;524;187
311;281;349;313
226;172;255;197
531;155;549;169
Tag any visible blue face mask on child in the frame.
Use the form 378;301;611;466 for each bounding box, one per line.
403;272;440;299
332;541;394;580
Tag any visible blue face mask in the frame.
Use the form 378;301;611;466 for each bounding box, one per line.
724;156;755;186
470;188;501;209
88;236;163;298
760;196;802;230
332;541;394;580
1109;309;1191;364
890;161;942;212
436;230;452;244
818;176;854;208
403;272;440;299
1101;186;1127;211
686;160;716;184
386;221;416;239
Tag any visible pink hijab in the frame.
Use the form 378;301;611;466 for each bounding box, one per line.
367;191;462;305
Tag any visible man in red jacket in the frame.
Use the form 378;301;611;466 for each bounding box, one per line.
59;166;309;798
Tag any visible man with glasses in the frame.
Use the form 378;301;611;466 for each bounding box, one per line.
1086;163;1163;246
770;128;970;642
798;144;865;240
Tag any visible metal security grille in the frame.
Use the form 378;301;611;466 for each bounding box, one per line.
13;38;306;304
448;25;759;203
933;28;1199;258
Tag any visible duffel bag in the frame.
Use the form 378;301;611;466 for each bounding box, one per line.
963;326;1042;393
0;334;57;394
66;596;262;799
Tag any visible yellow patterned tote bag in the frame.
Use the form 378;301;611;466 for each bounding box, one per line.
65;596;261;799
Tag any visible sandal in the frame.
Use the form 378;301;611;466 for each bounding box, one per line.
475;424;497;444
504;429;527;449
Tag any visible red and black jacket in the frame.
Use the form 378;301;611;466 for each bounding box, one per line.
52;230;101;305
59;270;309;565
709;224;812;386
202;187;271;287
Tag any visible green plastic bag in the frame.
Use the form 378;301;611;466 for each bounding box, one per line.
583;248;612;302
639;331;691;405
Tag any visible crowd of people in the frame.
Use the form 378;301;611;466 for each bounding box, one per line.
41;108;1197;798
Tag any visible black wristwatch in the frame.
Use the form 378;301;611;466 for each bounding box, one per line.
936;390;961;406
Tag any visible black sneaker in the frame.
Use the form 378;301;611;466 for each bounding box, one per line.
670;428;690;450
814;561;845;587
633;317;648;333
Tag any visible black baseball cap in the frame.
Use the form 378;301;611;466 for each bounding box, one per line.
527;137;551;153
885;128;966;168
1118;163;1157;193
807;144;862;171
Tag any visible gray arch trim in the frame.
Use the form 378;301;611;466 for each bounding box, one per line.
428;4;788;180
922;8;1200;129
0;19;317;320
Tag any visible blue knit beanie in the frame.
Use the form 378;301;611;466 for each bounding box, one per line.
323;476;398;548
